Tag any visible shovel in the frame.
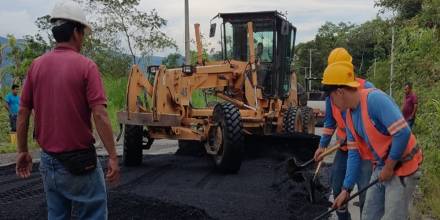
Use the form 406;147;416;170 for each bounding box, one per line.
312;179;379;220
308;146;335;203
306;159;324;203
287;143;340;180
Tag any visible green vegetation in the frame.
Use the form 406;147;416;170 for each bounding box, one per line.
103;76;128;130
162;53;183;68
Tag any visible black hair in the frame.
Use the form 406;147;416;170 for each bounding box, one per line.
12;84;19;90
405;82;412;89
51;19;85;43
322;85;356;96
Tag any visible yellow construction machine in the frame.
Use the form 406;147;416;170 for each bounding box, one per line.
117;11;319;173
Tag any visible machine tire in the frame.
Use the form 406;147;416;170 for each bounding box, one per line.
211;102;244;173
301;106;316;134
283;106;303;134
123;125;143;166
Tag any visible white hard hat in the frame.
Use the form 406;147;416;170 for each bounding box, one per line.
50;1;92;35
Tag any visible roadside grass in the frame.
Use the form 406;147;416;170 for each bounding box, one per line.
411;84;440;219
417;146;440;218
0;142;38;154
0;143;18;154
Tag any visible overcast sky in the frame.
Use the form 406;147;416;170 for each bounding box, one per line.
0;0;380;56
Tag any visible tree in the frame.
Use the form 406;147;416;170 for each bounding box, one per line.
294;22;356;80
5;35;23;83
162;53;183;68
293;19;391;80
35;15;55;46
1;34;49;84
33;13;133;77
375;0;423;20
74;0;177;64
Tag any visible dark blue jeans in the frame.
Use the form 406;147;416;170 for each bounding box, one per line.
9;114;17;132
331;150;372;220
39;151;108;220
407;118;415;129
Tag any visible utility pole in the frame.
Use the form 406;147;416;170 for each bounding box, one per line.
308;49;316;91
390;25;395;96
184;0;190;65
300;67;309;93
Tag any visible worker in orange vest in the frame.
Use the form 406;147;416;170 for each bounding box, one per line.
322;60;422;219
314;48;373;220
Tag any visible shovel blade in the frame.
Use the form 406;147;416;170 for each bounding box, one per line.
287;157;302;181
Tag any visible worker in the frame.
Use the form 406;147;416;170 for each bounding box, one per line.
323;61;423;220
15;1;119;219
314;48;373;220
402;82;418;128
256;42;264;60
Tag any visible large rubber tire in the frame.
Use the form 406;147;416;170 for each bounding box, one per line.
301;106;316;134
211;102;244;173
123;125;143;166
283;106;303;134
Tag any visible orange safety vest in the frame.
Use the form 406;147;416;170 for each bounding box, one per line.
346;88;423;177
330;78;367;151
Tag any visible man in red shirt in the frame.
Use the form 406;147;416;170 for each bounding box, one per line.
402;82;418;128
15;1;119;219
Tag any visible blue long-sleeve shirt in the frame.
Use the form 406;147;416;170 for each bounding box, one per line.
319;81;375;148
342;90;411;189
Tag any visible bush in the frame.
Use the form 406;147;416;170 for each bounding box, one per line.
102;76;128;130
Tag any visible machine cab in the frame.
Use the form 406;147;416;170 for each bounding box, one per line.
214;11;297;98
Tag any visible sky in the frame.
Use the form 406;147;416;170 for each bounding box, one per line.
0;0;380;56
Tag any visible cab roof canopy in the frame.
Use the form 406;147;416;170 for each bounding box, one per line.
217;11;295;29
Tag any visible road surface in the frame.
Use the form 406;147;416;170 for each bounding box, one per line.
0;133;336;220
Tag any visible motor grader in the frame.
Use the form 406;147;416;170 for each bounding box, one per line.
117;11;319;173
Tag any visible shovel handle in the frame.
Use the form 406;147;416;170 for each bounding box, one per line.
312;144;339;181
312;161;323;181
318;143;340;160
313;179;380;220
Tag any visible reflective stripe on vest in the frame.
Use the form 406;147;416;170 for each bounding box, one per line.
329;78;367;151
346;88;423;177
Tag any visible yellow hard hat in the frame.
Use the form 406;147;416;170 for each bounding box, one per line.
328;48;352;65
322;61;360;87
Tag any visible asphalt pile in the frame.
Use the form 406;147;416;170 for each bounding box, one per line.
107;192;214;220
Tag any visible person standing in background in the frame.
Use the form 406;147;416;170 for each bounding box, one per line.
402;82;418;128
5;84;20;132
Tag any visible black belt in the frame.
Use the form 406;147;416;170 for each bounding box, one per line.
400;144;420;162
373;144;420;165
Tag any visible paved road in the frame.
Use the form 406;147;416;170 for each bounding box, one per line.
0;134;335;220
